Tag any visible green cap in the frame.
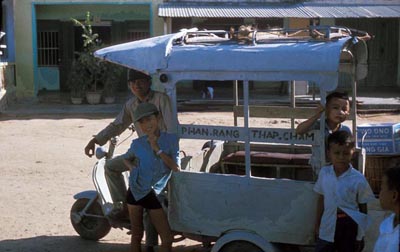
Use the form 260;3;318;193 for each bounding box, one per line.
133;103;159;122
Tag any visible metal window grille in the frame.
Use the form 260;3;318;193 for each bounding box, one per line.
37;31;59;66
127;30;149;41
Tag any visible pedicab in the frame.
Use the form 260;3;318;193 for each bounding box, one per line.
93;26;383;251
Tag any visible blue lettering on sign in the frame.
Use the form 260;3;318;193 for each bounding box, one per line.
357;125;399;140
212;128;240;138
374;128;390;135
251;130;279;139
251;129;314;142
181;126;209;136
364;145;392;153
362;141;395;154
181;126;315;143
181;126;240;139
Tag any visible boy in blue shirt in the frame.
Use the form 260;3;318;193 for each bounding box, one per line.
123;102;179;252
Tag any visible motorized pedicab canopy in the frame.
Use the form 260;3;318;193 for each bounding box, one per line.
95;26;368;93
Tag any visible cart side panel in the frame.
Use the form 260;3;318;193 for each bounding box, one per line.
168;172;318;245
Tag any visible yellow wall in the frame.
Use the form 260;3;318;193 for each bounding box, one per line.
15;1;35;97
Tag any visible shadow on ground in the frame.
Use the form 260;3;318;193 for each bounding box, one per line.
0;235;209;252
0;236;128;252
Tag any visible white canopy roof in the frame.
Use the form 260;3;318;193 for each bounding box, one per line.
95;30;364;91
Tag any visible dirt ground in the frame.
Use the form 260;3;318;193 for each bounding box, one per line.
0;110;398;252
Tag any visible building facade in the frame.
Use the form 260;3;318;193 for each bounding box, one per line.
0;0;399;99
1;0;164;98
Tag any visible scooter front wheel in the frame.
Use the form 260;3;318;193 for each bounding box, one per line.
70;198;111;240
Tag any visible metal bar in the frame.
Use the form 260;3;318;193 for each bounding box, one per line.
38;32;42;65
276;167;281;179
234;80;239;126
52;31;55;65
233;105;318;119
46;32;49;66
54;32;58;65
171;84;178;132
290;80;296;130
163;18;168;35
243;80;251;178
82;213;107;219
320;89;327;169
79;196;98;217
351;63;357;141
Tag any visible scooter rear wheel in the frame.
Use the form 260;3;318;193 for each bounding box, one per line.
70;198;111;240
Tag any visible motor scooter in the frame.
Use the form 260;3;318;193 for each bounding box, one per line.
70;130;132;240
70;128;186;243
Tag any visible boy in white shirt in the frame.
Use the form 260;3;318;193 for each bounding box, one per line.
373;166;400;252
314;131;375;252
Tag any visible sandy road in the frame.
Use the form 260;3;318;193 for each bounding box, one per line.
0;111;398;252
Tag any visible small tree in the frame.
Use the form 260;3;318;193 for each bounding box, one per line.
71;11;106;92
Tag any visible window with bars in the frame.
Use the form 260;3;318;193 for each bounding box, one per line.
127;30;150;41
37;31;60;66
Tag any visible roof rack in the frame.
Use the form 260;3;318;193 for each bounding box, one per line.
177;26;369;46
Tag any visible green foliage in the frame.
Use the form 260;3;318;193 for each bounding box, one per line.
69;11;105;92
103;63;124;97
67;60;88;98
68;11;126;98
71;11;99;53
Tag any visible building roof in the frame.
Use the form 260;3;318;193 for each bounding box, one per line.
158;3;400;18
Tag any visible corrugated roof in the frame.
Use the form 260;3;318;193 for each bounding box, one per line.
158;3;400;18
158;3;310;18
303;4;400;18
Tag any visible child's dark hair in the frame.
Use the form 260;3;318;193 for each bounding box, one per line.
326;91;349;105
383;166;400;199
327;130;355;150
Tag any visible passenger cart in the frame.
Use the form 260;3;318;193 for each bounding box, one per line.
95;26;382;251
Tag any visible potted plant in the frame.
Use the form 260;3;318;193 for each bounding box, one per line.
102;63;124;104
67;60;88;104
71;11;104;104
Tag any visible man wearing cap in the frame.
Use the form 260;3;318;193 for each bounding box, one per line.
84;70;175;252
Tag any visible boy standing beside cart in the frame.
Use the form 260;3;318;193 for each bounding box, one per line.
123;102;180;252
314;131;375;252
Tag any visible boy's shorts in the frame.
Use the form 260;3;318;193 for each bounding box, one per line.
126;189;162;210
315;216;358;252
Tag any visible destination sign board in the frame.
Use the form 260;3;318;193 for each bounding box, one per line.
179;124;317;145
